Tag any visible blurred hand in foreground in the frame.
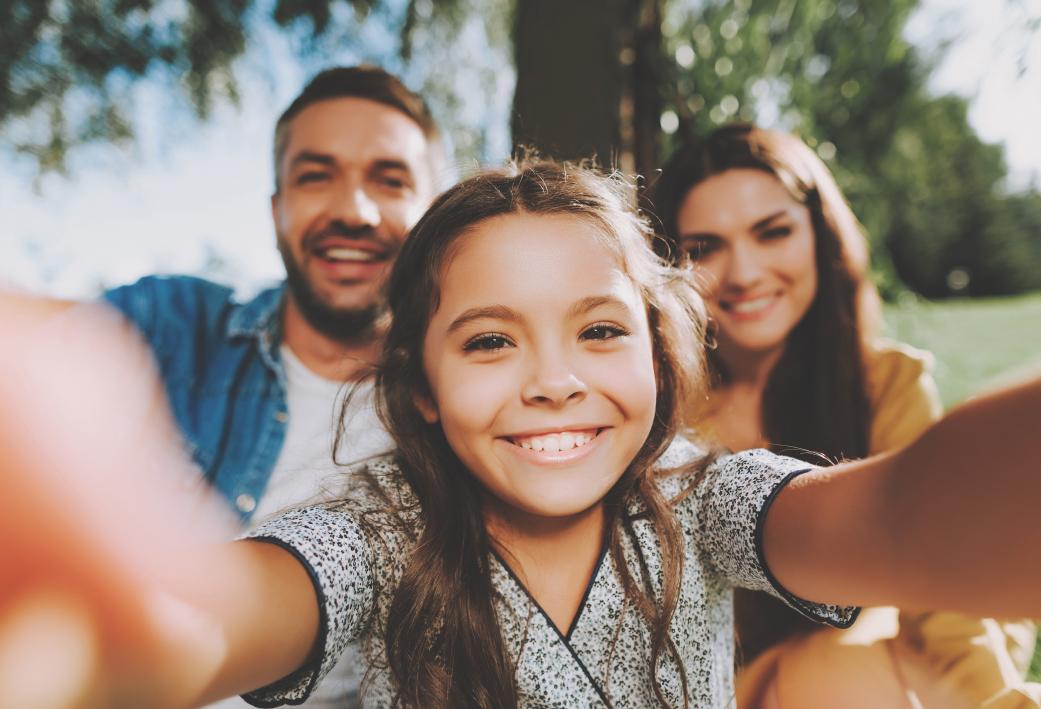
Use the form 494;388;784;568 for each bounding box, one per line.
0;297;241;707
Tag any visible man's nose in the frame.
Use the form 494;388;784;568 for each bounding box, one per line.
332;180;381;229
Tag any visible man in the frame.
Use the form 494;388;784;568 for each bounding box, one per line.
48;66;442;707
104;66;442;525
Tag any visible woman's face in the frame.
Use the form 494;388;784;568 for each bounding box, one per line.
675;168;818;360
418;212;658;525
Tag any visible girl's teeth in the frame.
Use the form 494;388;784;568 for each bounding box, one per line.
515;431;595;452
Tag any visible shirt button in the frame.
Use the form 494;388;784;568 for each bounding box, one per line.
236;493;257;514
274;411;289;424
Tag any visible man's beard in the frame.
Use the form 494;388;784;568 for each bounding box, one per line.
278;239;387;344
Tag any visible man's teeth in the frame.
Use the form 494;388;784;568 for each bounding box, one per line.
729;295;775;314
514;431;595;452
322;247;379;262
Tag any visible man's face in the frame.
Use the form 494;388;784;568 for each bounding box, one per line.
272;97;435;340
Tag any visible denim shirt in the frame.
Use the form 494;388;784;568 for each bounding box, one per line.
103;275;288;523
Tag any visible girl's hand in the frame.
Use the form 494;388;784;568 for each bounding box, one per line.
0;299;241;707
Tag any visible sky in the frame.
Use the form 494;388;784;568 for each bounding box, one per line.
1;0;1038;299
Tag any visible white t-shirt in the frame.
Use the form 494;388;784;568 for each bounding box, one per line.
210;345;393;709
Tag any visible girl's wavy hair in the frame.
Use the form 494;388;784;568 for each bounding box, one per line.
650;123;881;463
368;159;711;708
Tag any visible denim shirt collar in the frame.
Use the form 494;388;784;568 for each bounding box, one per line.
227;283;286;377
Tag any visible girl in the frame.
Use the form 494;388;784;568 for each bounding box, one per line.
1;160;1040;709
650;124;1038;707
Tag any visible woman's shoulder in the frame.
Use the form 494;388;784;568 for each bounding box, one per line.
865;338;935;385
863;339;943;453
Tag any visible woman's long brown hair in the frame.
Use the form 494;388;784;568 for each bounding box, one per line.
347;160;711;708
650;124;881;659
650;123;881;464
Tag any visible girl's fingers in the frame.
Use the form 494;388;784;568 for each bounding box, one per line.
0;298;240;702
0;591;99;709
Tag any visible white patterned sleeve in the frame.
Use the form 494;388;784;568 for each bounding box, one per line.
692;448;860;628
239;506;375;707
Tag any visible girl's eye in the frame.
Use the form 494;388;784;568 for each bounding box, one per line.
581;323;629;341
462;333;514;352
761;225;792;241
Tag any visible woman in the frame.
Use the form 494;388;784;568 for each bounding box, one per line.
651;123;1039;708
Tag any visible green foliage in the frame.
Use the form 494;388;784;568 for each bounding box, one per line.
0;0;473;172
1;0;251;171
658;0;1041;298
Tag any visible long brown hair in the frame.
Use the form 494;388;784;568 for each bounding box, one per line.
359;160;711;707
651;123;880;464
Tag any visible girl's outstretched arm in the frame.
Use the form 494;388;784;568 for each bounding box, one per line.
763;373;1041;617
0;298;321;706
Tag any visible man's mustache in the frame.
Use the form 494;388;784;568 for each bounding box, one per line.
304;221;401;257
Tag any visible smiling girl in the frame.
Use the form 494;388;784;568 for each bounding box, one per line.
1;160;1040;709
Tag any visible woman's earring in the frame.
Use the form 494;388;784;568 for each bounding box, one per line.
705;319;719;351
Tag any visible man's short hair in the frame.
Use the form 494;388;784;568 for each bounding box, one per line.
272;65;442;191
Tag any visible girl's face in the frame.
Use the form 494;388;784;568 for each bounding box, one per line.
419;213;658;522
675;168;818;358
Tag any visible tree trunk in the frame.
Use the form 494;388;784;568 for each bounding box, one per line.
630;0;663;183
511;0;627;165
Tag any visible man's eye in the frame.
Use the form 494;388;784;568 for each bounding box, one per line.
462;333;513;352
581;323;629;341
376;173;412;191
296;171;330;185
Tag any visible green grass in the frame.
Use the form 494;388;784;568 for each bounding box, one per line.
884;291;1041;409
884;291;1041;682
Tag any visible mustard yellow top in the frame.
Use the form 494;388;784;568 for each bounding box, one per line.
864;339;944;453
732;339;1040;708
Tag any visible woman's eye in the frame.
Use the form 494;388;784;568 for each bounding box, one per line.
686;238;719;261
462;333;513;352
761;226;792;241
581;323;629;341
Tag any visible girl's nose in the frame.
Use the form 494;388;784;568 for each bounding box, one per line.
521;350;588;407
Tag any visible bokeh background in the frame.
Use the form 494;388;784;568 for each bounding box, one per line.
1;0;1039;677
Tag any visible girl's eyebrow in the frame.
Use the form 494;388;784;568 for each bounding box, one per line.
445;295;629;334
567;294;631;318
446;305;520;334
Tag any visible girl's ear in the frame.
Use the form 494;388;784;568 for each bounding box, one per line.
413;393;440;424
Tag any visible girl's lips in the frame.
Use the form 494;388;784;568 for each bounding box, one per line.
496;428;607;467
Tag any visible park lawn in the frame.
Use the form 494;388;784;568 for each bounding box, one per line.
884;290;1041;682
883;291;1041;409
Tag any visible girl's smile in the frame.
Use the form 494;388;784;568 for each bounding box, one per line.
418;211;658;521
500;426;606;463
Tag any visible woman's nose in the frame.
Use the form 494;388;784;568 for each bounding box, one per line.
724;242;766;288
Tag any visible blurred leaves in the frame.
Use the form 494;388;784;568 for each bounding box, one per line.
656;0;1041;297
0;0;470;173
2;0;1038;297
